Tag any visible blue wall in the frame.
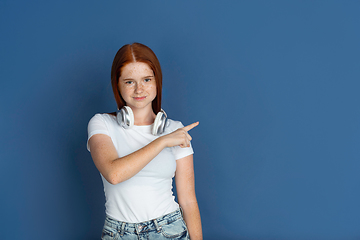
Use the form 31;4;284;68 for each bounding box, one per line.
1;1;360;239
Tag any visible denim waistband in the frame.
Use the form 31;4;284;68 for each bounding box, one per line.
104;208;183;235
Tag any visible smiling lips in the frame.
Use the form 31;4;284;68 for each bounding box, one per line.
133;96;146;101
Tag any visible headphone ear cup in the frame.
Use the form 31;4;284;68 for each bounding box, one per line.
117;106;134;129
152;109;167;136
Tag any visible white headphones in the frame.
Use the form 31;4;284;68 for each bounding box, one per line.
116;106;168;136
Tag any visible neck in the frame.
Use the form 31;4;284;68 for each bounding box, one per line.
131;106;156;125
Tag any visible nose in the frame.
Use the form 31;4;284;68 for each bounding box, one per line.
134;82;144;93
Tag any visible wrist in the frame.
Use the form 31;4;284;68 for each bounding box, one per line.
155;136;168;149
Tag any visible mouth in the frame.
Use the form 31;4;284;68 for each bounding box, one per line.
133;96;147;101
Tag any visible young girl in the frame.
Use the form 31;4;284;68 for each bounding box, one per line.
87;43;202;239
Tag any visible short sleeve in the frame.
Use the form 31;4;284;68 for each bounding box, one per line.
170;121;194;160
87;114;110;151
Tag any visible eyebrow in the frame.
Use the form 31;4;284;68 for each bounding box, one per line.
122;75;154;81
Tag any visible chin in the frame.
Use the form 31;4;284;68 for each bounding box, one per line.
128;103;152;110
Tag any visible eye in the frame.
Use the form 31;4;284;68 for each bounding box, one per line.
144;78;151;82
125;81;133;85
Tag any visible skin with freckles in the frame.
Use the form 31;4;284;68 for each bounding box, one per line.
118;62;157;125
89;57;203;239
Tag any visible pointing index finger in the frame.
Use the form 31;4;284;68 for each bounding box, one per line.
183;122;199;132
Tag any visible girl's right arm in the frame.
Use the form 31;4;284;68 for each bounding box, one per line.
88;122;198;185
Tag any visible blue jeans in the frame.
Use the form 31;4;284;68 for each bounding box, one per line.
101;209;190;240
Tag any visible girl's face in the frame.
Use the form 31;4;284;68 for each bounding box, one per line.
118;62;157;112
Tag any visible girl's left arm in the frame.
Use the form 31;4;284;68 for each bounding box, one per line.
175;154;203;240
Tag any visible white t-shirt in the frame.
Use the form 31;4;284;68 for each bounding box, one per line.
87;113;194;223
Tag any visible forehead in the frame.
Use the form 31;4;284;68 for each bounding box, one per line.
120;62;153;78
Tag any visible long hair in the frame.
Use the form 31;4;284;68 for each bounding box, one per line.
111;43;162;113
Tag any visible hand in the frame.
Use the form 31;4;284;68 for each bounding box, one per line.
161;122;199;148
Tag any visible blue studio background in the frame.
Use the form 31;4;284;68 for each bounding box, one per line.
1;1;360;239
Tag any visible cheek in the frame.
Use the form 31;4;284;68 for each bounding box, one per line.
119;86;131;99
149;82;157;95
149;85;157;96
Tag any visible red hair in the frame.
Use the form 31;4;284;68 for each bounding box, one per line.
111;43;162;113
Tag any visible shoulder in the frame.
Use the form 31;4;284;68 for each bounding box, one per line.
87;113;117;151
87;113;119;133
88;112;117;124
165;119;184;133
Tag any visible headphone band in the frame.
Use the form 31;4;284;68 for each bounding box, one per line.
116;107;167;136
